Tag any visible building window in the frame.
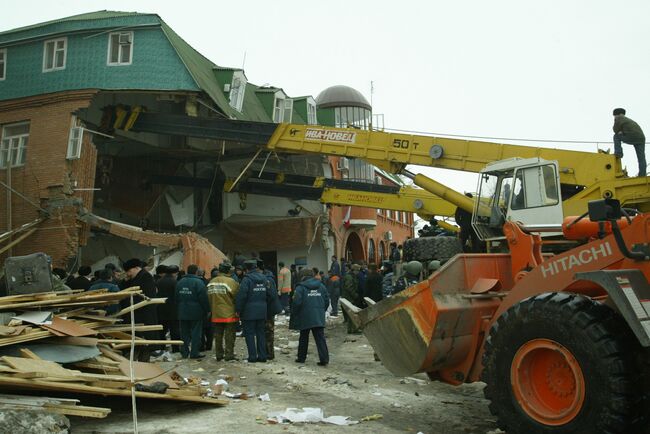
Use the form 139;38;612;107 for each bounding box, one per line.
273;97;285;122
108;32;133;65
368;239;376;264
395;211;401;222
67;116;83;160
386;209;392;219
283;99;293;123
43;38;66;71
0;122;29;169
228;71;247;112
0;48;5;80
307;101;317;125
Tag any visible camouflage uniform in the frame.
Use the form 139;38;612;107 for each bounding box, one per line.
265;319;275;359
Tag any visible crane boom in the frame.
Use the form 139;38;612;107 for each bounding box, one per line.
266;123;623;186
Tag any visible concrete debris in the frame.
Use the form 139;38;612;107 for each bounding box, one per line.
0;409;70;434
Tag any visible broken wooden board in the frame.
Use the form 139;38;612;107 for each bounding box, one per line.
118;361;179;389
0;393;110;418
2;356;74;377
0;375;228;405
41;317;97;337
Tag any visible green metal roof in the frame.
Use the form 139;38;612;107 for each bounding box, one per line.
0;11;161;44
0;10;315;123
159;22;236;118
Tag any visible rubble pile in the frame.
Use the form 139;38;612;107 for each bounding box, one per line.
0;287;228;419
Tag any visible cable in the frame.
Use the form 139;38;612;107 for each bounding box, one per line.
379;126;647;145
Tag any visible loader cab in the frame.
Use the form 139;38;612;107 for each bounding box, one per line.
472;158;563;240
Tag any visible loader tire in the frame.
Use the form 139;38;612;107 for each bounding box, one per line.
402;236;462;263
482;292;644;434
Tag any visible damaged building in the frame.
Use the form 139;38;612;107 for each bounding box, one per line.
0;10;414;274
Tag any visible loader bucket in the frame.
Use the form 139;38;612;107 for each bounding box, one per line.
342;254;514;380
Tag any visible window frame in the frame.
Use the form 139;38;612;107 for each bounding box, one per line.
283;98;293;123
273;96;285;123
66;116;83;160
0;122;30;169
228;70;247;112
0;48;6;80
307;99;317;125
43;37;67;72
107;31;134;66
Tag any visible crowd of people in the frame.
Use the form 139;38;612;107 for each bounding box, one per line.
48;242;438;366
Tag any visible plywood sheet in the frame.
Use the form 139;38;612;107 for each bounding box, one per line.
2;356;73;377
41;317;97;337
118;361;178;389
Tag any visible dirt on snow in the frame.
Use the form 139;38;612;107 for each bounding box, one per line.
71;315;501;434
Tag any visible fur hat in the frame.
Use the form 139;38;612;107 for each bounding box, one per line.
122;258;142;272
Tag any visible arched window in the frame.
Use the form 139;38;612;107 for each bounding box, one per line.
368;238;376;264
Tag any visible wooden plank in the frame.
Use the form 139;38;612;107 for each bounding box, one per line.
1;356;73;377
100;339;183;346
111;298;166;318
0;375;228;405
19;348;42;359
98;345;128;362
96;325;163;333
41;317;98;337
71;313;120;323
43;403;111;418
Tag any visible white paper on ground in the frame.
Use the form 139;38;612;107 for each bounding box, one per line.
215;379;228;386
267;407;358;425
13;311;53;325
258;393;270;402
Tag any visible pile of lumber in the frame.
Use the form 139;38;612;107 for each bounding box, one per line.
0;393;110;418
0;287;227;413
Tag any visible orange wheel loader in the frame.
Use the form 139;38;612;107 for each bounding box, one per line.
342;198;650;433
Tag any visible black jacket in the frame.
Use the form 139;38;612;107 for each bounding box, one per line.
119;269;159;338
365;271;384;303
156;274;177;321
68;276;92;291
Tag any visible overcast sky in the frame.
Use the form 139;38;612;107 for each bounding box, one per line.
4;0;650;196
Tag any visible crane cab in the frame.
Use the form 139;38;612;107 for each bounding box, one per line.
472;158;563;241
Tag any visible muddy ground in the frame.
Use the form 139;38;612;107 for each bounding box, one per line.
71;315;501;434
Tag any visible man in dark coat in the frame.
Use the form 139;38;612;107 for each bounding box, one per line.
365;263;383;303
120;258;159;362
235;260;272;363
175;264;209;359
260;260;282;360
341;264;361;333
329;256;341;278
293;268;330;365
613;107;647;176
156;265;181;353
67;265;93;291
88;269;120;314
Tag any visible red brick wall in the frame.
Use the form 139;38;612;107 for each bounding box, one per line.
327;157;414;264
0;90;98;267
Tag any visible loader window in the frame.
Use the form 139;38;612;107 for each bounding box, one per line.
511;164;559;210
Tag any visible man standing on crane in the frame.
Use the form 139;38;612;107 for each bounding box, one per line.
613;108;646;176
